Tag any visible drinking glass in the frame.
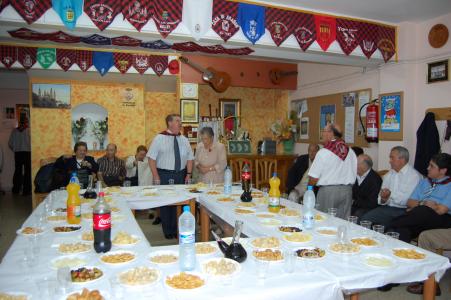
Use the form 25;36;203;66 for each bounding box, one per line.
153;179;160;186
208;179;214;189
109;276;124;300
360;220;372;229
283;249;296;273
337;225;348;243
255;259;270;279
327;207;337;217
123;180;131;187
168;179;175;185
185;178;193;185
347;216;358;224
385;231;400;240
281;193;289;200
372;224;385;235
57;267;70;295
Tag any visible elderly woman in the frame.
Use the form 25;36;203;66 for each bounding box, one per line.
63;141;98;189
195;127;227;184
125;145;152;186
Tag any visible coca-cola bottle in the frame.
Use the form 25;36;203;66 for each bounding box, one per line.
240;162;252;202
93;191;111;253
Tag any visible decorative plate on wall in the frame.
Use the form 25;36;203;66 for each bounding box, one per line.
428;24;449;48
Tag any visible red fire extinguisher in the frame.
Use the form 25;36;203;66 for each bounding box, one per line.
359;99;379;143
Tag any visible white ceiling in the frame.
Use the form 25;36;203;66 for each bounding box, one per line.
255;0;451;23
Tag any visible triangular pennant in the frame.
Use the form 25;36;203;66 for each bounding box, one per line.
10;0;51;24
81;34;112;45
84;0;121;31
314;15;336;51
377;25;396;62
237;3;265;44
93;51;114;76
152;0;183;38
140;40;171;49
0;0;10;14
292;12;316;51
56;49;76;71
37;48;56;69
148;55;168;76
265;8;294;46
171;42;203;52
132;54;150;74
0;45;17;69
75;50;93;72
182;0;212;41
111;35;142;47
336;18;361;55
223;47;253;55
18;47;37;69
122;0;153;31
212;0;239;42
359;22;378;59
113;52;133;74
52;0;84;29
8;28;48;40
46;30;81;43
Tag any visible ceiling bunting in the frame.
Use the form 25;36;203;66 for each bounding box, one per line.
132;54;150;74
0;45;17;69
171;42;253;55
56;48;76;71
265;7;294;47
47;31;81;43
168;59;179;74
75;50;93;72
8;28;48;40
84;0;121;31
52;0;83;30
10;0;51;24
17;47;36;69
0;0;10;14
81;34;112;46
378;25;396;62
152;0;183;38
140;40;171;49
237;3;265;45
314;15;336;51
37;47;56;69
291;12;316;51
111;35;142;47
122;0;154;31
211;0;239;42
93;51;114;76
113;52;133;74
148;55;168;76
359;22;378;59
336;18;360;55
182;0;212;41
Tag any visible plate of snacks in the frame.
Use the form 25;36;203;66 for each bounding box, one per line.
112;231;140;246
47;215;66;222
350;237;379;247
329;243;361;255
201;258;241;277
81;213;92;220
295;247;326;260
195;243;218;256
51;256;87;270
251;192;264;198
110;206;121;213
314;214;326;222
237;202;256;208
165;272;206;291
16;226;44;236
53;226;82;234
260;218;282;227
118;266;161;288
66;288;108;300
80;231;94;242
58;242;92;255
70;266;103;284
278;225;302;233
252;249;284;263
392;248;426;261
234;208;256;215
100;250;136;266
149;250;179;265
0;291;31;299
206;190;221;195
255;212;277;219
363;254;396;268
316;227;338;236
217;197;234;203
283;232;313;244
279;208;300;218
251;237;281;249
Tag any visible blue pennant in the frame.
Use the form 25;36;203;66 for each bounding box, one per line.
93;51;113;76
140;40;172;50
237;3;265;44
52;0;83;30
81;34;112;46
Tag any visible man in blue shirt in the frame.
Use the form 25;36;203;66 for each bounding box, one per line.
389;153;451;243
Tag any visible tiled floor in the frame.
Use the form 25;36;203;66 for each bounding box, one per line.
0;192;449;299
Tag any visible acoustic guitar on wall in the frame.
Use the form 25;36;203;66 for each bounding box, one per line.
269;68;298;85
179;56;231;93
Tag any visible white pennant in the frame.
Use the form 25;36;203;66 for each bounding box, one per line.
182;0;213;41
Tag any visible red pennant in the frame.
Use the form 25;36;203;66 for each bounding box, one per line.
291;12;316;51
212;0;239;42
47;31;81;43
18;47;36;69
0;46;17;69
132;54;150;74
122;0;154;31
148;55;168;76
168;59;179;74
171;42;203;52
266;8;294;46
152;0;183;38
75;50;93;72
56;49;76;71
10;0;51;24
359;22;379;59
8;27;48;40
111;36;142;47
336;18;360;55
113;52;133;74
314;15;336;51
377;25;396;62
84;0;121;31
0;0;9;14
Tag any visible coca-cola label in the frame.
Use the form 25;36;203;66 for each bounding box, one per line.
93;213;111;230
241;172;251;180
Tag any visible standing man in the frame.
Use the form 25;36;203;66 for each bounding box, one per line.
147;114;194;239
97;143;126;187
8;120;31;195
308;124;357;219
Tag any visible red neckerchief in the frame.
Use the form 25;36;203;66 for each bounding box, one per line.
323;139;349;161
159;130;181;137
428;176;451;187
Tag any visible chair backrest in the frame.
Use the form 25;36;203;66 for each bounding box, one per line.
377;169;389;177
229;158;253;183
255;158;277;190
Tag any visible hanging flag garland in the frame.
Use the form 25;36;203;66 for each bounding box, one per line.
111;35;142;47
336;19;360;55
93;51;114;76
359;22;379;59
76;50;93;72
182;0;212;41
314;15;336;52
148;55;168;76
122;0;154;31
0;45;17;69
211;0;239;42
132;54;150;74
47;31;81;43
56;48;76;71
113;52;133;74
0;0;9;14
9;27;48;40
237;3;265;45
152;0;183;38
52;0;84;30
81;34;112;46
291;12;316;51
84;0;121;31
171;42;253;55
37;47;56;69
377;25;396;62
265;7;294;47
140;40;171;49
10;0;52;24
18;47;37;69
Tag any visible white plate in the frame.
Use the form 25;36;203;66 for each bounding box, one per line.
148;250;179;265
164;272;207;291
64;290;109;300
0;291;31;299
46;215;67;222
282;233;313;244
260;218;282;227
392;248;427;261
350;236;379;248
70;266;104;284
316;227;338;236
250;237;282;249
234;207;256;215
236;202;257;208
58;243;92;255
16;227;46;236
112;234;141;247
277;224;302;234
279;209;301;218
201;258;241;277
195;242;219;256
252;249;285;263
314;214;327;222
255;212;277;219
100;250;137;266
118;267;161;288
53;226;82;234
295;247;327;260
328;243;361;255
50;256;88;270
363;254;396;268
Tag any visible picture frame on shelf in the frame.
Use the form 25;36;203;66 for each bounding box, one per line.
182;124;199;143
180;99;199;123
427;59;449;83
219;99;241;118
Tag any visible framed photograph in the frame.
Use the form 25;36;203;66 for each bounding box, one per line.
319;104;336;139
219;99;240;118
182;124;198;143
32;83;71;108
428;60;449;83
180;99;199;123
300;117;309;139
380;92;402;132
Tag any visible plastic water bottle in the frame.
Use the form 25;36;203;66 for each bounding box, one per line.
303;186;316;229
224;166;232;195
179;206;196;271
70;172;80;187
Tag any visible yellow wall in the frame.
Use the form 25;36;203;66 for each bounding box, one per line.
144;92;178;146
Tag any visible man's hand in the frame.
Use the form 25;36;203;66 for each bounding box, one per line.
380;188;391;204
424;200;437;209
185;174;191;184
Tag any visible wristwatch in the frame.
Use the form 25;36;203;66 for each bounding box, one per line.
419;200;425;206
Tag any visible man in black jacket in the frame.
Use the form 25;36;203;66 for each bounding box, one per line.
351;154;382;218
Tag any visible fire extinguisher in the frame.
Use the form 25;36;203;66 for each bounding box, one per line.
359;99;379;143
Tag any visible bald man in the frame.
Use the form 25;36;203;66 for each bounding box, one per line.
97;143;126;186
308;124;357;219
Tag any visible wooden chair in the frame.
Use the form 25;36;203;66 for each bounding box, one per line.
229;158;253;183
255;158;277;190
32;157;58;210
377;169;389;177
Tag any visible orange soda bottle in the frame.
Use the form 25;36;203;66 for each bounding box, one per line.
268;172;281;213
67;176;81;224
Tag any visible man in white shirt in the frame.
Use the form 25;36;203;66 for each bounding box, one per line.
308;124;357;219
361;146;421;228
147;114;194;239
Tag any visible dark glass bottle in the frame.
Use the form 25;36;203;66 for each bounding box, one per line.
213;221;247;263
240;162;252;202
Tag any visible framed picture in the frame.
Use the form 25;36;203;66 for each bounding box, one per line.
182;124;198;143
300;117;309;139
219;99;240;118
319;104;336;139
380;92;402;132
180;99;199;123
427;60;449;83
31;83;71;108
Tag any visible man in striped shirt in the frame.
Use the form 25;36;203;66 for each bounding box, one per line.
97;144;126;187
147;114;194;239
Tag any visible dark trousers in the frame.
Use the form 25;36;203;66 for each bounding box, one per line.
389;206;451;243
157;168;186;235
13;151;31;194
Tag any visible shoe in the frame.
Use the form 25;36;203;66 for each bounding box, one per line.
152;217;161;225
377;283;399;292
407;283;441;296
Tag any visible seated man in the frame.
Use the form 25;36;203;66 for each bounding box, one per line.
361;146;421;228
351;154;382;219
287;143;319;202
389;153;451;242
97;144;126;187
63;141;98;189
